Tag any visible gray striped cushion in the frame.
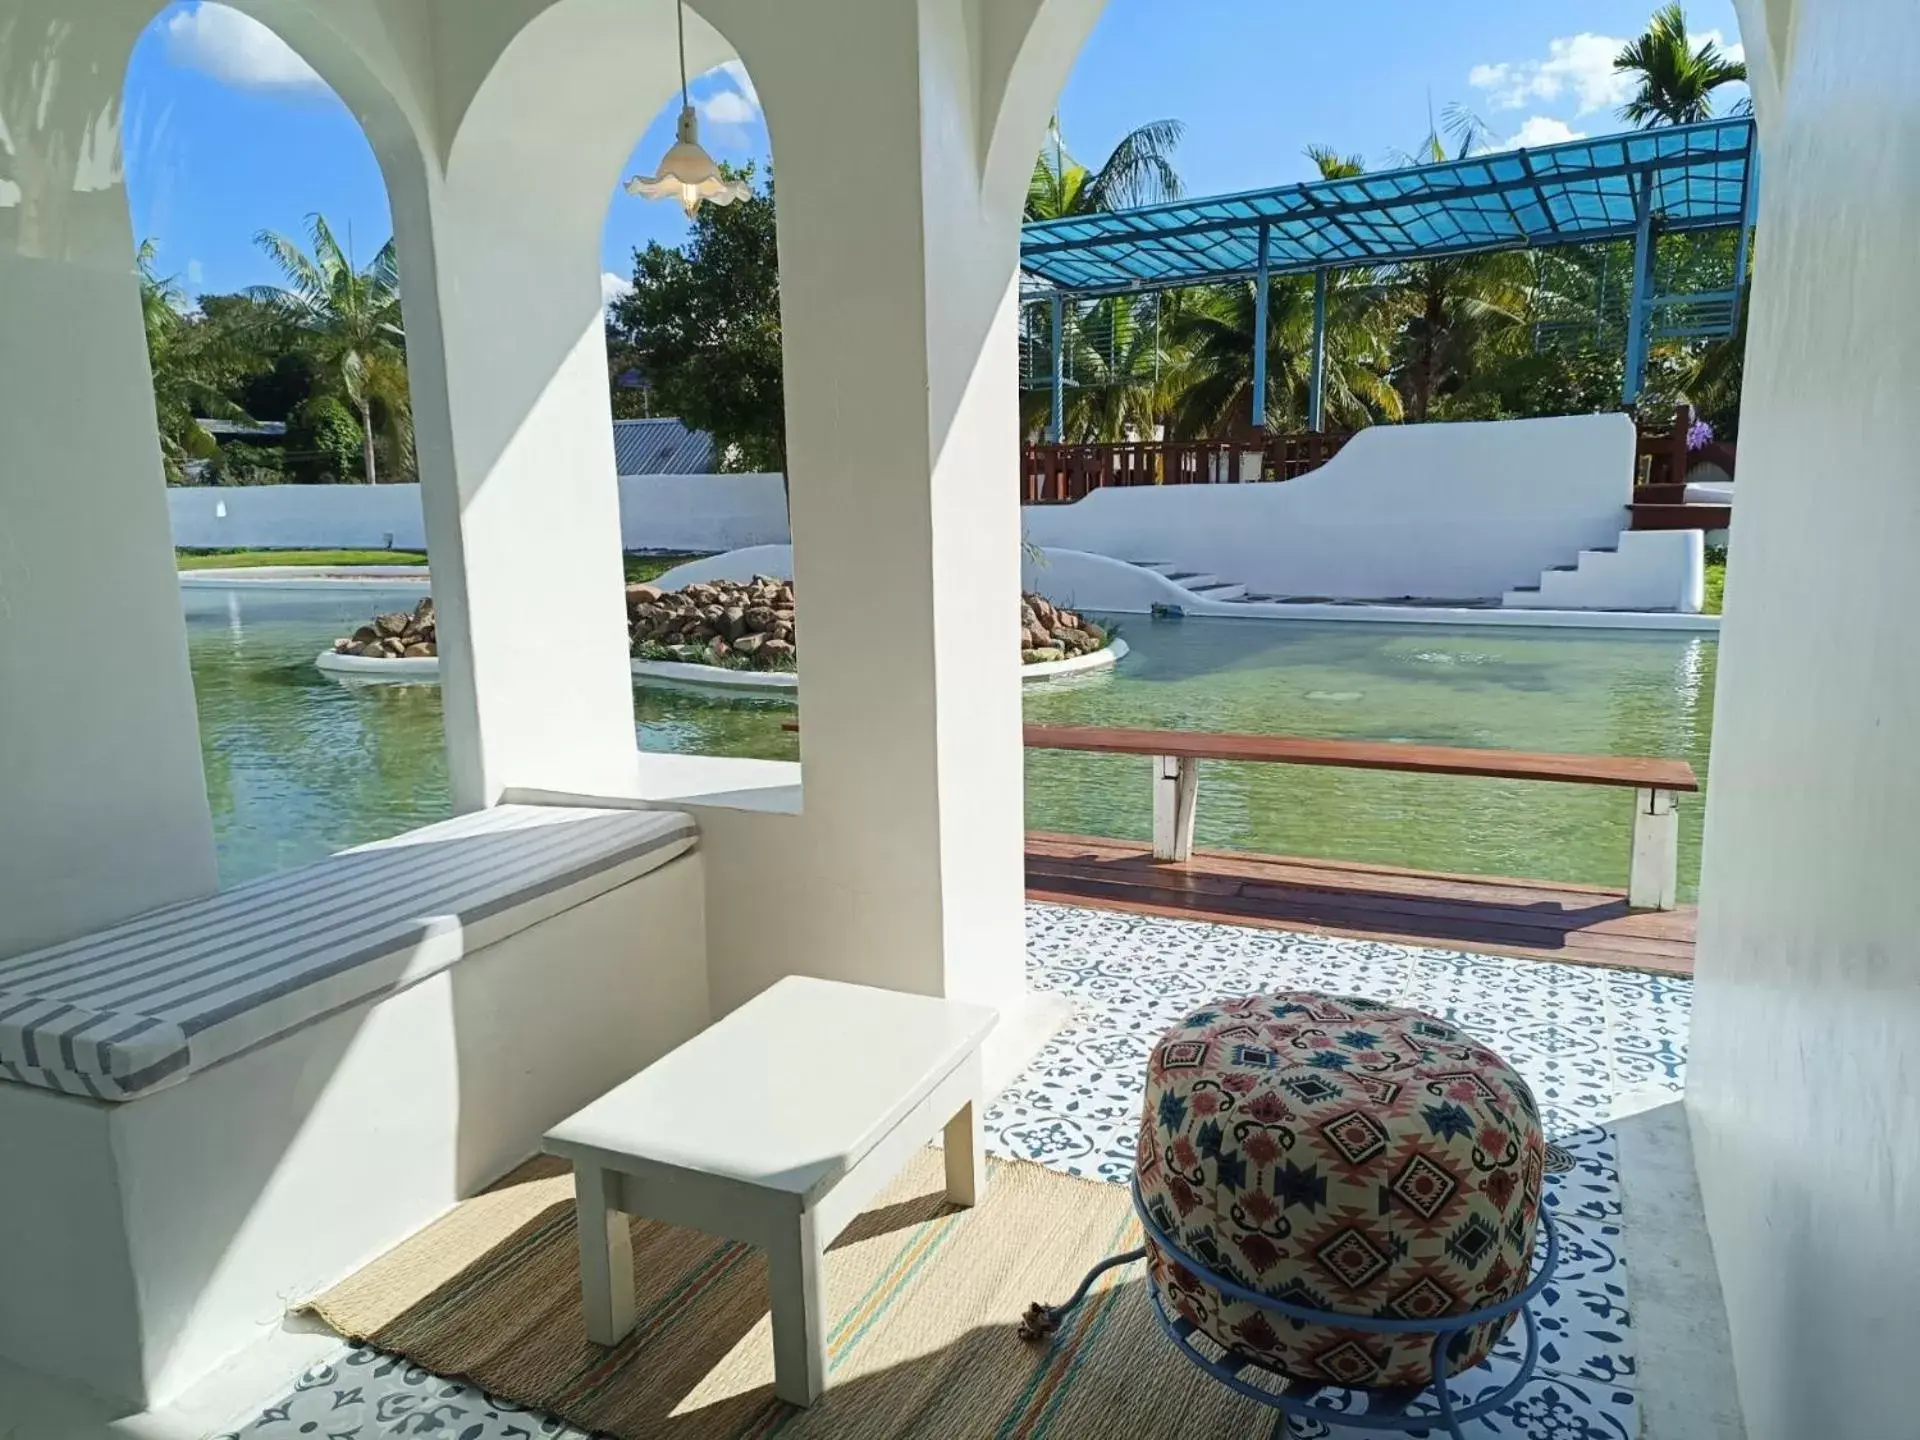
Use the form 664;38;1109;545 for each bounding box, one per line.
0;805;697;1102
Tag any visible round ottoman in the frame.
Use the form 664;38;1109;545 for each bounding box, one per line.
1135;992;1544;1390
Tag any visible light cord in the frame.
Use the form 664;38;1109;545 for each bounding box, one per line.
676;0;688;110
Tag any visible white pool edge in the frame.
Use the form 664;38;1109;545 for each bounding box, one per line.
315;638;1128;688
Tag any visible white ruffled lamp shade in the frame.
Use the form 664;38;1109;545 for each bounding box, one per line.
627;105;752;216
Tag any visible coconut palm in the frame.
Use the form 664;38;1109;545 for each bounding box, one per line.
249;214;409;482
137;240;250;482
1021;292;1181;442
1166;273;1402;436
1615;4;1748;127
1027;117;1185;221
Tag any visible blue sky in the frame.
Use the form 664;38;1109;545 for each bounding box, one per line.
125;0;1745;303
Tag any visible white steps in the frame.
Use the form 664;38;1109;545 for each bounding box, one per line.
1503;530;1705;612
1126;560;1248;604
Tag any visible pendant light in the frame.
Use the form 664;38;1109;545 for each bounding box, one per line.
626;0;752;216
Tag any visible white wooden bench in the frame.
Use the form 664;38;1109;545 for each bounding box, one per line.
546;976;996;1406
0;804;711;1408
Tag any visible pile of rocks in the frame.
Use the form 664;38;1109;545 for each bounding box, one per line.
331;581;1110;672
332;597;436;659
1020;594;1108;664
626;575;797;671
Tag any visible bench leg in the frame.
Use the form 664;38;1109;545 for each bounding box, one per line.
1152;754;1199;861
944;1098;985;1207
574;1164;636;1346
768;1209;828;1406
1628;786;1679;911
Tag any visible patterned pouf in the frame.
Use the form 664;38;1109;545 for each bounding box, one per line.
1136;992;1544;1389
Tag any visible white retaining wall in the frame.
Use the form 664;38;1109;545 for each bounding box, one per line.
168;473;791;553
1021;414;1636;602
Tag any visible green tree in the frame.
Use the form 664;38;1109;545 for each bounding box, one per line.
611;163;785;472
249;214;410;483
1022;293;1183;442
136;240;249;483
287;395;363;482
1166;274;1402;434
1615;4;1748;127
1026;117;1185;221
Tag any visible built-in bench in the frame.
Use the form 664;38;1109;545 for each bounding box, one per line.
0;804;712;1408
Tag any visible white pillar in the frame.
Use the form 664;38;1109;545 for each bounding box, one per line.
387;154;641;810
0;1;219;957
1693;4;1920;1437
715;0;1029;1012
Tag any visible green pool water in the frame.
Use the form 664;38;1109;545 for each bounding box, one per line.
184;585;1715;898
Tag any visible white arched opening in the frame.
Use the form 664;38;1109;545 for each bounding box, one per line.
0;0;436;955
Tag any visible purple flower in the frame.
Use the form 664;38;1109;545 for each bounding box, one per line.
1686;419;1715;451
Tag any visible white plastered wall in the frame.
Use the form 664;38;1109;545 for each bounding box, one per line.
1021;414;1635;600
1689;3;1920;1438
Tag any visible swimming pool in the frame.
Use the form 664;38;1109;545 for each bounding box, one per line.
182;585;1713;897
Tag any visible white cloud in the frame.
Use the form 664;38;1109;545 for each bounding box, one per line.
1469;33;1634;116
696;59;761;128
601;271;635;306
1506;116;1586;150
700;89;758;126
164;3;325;92
715;61;758;111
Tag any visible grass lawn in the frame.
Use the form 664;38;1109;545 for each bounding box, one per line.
1704;561;1726;616
177;548;428;570
625;553;704;584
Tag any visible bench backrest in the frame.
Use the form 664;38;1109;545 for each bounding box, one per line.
1022;725;1699;792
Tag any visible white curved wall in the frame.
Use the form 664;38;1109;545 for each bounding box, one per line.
1022;414;1634;601
1018;548;1194;613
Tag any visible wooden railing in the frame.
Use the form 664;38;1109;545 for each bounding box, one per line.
1024;725;1698;911
1635;403;1737;489
1021;431;1354;505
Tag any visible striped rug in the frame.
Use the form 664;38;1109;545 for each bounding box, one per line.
304;1152;1274;1439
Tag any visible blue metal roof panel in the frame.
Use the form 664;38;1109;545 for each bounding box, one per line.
1022;117;1755;296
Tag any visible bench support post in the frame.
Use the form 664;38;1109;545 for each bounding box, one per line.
1628;787;1679;910
1152;755;1199;862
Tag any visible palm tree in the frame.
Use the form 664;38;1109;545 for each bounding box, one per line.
1614;4;1748;127
137;240;249;482
1024;292;1185;442
1166;274;1402;435
1026;117;1184;221
1298;140;1531;423
249;214;409;483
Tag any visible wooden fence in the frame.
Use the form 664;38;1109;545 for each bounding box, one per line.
1020;431;1354;504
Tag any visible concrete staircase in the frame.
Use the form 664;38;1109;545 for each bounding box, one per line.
1125;560;1249;603
1503;529;1704;611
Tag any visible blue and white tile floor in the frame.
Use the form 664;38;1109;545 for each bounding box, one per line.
219;903;1691;1440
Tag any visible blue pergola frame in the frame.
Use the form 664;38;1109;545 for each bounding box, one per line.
1023;117;1758;435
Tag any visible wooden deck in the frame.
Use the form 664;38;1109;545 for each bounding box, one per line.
1026;832;1696;976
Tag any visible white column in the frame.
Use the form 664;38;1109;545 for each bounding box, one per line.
715;0;1029;1013
0;2;219;956
387;160;640;811
1693;4;1920;1437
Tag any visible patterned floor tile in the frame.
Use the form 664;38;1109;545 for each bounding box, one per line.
218;904;1690;1440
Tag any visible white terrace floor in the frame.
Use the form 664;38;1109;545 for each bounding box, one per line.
214;904;1703;1440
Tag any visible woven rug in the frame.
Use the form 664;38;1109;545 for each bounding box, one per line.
304;1151;1274;1439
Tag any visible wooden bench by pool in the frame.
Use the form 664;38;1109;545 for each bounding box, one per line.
784;720;1700;973
1023;725;1700;977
